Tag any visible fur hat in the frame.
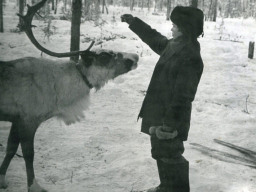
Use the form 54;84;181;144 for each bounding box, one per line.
170;6;204;38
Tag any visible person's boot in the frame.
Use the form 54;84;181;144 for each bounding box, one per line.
137;159;190;192
164;159;190;192
139;160;168;192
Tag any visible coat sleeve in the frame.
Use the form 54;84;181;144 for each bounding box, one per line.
163;55;203;139
129;17;169;55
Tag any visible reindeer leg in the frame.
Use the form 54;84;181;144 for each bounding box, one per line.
19;122;47;192
0;121;20;189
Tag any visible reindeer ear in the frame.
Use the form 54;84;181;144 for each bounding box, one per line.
80;53;94;67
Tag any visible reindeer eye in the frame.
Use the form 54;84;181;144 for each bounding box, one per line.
98;52;112;63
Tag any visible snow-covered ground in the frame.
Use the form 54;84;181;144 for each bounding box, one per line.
1;2;256;192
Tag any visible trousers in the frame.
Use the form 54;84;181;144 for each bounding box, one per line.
150;135;185;161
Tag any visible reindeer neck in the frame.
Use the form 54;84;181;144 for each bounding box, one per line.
76;63;93;89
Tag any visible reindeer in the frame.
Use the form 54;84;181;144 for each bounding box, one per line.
0;0;139;191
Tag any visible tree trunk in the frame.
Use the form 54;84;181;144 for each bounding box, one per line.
102;0;105;13
70;0;82;62
160;0;163;11
104;0;109;14
54;0;58;14
84;0;90;16
166;0;171;20
130;0;134;11
208;0;213;20
141;0;144;9
19;0;25;26
64;0;67;11
52;0;54;10
191;0;198;7
95;0;100;18
147;0;150;11
201;0;204;10
227;0;231;17
213;0;217;21
0;0;3;32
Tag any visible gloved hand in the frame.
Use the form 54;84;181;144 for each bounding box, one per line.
149;125;178;140
121;14;134;25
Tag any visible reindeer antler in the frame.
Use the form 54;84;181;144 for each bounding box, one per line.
17;0;94;58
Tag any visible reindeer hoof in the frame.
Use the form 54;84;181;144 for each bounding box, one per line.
28;179;48;192
0;175;8;189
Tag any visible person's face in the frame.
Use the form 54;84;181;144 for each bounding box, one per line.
171;23;183;39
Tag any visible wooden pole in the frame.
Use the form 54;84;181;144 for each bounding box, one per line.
248;41;255;59
0;0;3;32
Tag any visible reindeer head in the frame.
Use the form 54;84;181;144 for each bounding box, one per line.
79;49;138;90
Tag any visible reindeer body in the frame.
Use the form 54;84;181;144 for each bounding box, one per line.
0;57;90;125
0;50;138;192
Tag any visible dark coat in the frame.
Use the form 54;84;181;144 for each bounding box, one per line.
129;18;204;141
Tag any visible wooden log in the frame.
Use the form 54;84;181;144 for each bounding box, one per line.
248;41;255;59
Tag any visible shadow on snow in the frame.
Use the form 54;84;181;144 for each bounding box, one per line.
190;139;256;169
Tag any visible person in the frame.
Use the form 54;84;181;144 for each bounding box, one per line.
121;6;204;192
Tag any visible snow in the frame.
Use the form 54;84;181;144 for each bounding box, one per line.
1;2;256;192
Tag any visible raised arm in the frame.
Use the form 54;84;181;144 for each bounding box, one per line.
121;14;168;55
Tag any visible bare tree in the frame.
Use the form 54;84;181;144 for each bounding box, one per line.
0;0;3;32
70;0;82;62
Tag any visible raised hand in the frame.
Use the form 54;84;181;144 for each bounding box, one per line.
121;14;134;25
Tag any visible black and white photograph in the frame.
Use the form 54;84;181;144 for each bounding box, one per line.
0;0;256;191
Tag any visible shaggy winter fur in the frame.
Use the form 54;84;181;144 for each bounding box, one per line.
0;57;91;125
0;50;138;191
